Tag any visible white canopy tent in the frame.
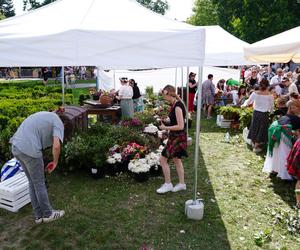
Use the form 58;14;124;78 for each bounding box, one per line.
0;0;205;69
244;26;300;63
201;25;250;66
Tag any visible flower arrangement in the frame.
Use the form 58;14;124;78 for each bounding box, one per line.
122;142;146;161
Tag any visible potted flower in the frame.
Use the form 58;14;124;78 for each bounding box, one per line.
106;152;123;176
128;158;150;182
99;90;113;106
90;158;106;179
145;152;162;177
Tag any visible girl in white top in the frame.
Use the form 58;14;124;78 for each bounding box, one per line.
242;79;274;152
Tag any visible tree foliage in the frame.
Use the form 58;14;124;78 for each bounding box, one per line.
136;0;168;15
189;0;300;43
187;0;218;26
24;0;169;15
0;0;15;17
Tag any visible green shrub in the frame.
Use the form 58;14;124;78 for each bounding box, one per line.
219;106;240;120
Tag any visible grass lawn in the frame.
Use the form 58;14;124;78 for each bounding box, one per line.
0;116;299;249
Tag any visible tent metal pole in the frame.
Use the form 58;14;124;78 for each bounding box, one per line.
193;66;203;202
61;67;65;105
113;70;116;89
174;67;178;90
96;67;100;91
186;67;189;136
181;67;184;98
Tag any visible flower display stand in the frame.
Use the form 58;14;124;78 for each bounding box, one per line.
216;115;233;128
0;172;30;212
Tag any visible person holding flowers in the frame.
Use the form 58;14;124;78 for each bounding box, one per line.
156;85;188;194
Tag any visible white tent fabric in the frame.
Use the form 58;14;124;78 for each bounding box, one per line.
201;25;251;66
101;67;240;93
0;0;205;68
244;26;300;63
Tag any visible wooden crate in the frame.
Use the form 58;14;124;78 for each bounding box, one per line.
0;172;30;212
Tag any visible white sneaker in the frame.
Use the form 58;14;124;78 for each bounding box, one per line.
43;210;65;223
35;217;43;224
156;183;173;194
172;183;187;192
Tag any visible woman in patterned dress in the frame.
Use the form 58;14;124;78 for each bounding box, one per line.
156;85;188;194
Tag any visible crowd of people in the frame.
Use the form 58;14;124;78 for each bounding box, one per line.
186;64;300;209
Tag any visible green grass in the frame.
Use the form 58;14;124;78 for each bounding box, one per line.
0;116;299;249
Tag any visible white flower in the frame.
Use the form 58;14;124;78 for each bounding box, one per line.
106;157;116;164
158;145;165;152
113;153;122;162
128;159;150;173
143;124;158;134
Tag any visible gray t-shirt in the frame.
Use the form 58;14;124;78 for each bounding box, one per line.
10;111;64;158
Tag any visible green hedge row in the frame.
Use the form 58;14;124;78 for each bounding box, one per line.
0;82;73;163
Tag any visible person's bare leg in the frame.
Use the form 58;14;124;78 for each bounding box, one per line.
160;156;171;183
207;105;212;117
173;157;184;184
296;180;300;208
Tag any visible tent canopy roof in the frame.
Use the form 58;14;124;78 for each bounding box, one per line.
244;26;300;63
201;25;250;66
0;0;205;68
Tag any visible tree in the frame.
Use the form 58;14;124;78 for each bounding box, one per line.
187;0;218;26
136;0;169;15
24;0;169;15
211;0;300;43
0;12;5;20
0;0;15;17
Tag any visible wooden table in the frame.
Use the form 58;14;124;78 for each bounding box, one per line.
83;100;121;124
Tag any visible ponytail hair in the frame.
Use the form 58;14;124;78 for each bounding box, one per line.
162;85;187;110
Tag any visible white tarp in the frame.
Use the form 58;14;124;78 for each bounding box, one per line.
201;25;251;66
0;0;205;68
244;26;300;63
100;67;240;93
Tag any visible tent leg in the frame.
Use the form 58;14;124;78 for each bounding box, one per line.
181;67;184;98
96;67;100;91
61;67;65;105
186;67;189;136
193;66;203;202
174;67;178;90
113;70;116;90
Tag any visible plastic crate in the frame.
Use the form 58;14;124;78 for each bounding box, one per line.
0;172;30;212
216;115;232;128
